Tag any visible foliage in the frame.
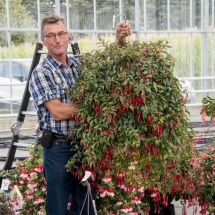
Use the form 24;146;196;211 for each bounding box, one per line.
201;96;215;123
5;143;46;215
185;144;215;215
66;38;195;214
0;191;13;215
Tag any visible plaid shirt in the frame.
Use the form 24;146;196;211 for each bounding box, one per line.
29;54;81;136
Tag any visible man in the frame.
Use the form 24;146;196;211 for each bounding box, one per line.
29;14;132;215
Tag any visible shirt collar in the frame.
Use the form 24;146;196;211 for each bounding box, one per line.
47;53;77;69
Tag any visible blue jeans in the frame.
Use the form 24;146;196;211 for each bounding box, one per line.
43;140;96;215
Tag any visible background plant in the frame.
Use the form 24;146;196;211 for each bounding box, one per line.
6;143;46;215
66;39;195;214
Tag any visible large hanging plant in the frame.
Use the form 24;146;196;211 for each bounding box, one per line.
65;38;195;214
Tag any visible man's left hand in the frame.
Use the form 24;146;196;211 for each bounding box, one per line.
116;20;132;45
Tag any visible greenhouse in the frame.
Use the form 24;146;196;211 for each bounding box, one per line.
0;0;215;215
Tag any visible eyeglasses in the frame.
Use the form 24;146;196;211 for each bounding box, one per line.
44;31;68;40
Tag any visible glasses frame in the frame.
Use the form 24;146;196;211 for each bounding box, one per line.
43;31;68;40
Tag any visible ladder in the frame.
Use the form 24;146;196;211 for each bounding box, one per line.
1;41;80;171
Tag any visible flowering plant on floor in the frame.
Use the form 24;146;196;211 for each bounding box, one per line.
7;143;46;215
184;144;215;215
66;39;195;214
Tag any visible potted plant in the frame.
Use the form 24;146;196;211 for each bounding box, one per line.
66;38;195;214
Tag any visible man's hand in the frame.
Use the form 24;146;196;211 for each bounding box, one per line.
116;20;132;45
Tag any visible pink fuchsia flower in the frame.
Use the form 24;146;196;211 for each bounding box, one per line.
201;107;206;124
120;205;133;213
42;186;46;192
38;208;46;215
33;197;45;205
115;199;123;206
30;169;37;177
20;170;28;179
131;196;141;205
137;186;144;193
27;181;37;190
19;179;25;184
128;210;140;215
102;175;112;184
26;192;33;199
35;165;43;172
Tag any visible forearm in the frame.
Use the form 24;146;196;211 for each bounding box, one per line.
53;103;76;121
44;98;77;121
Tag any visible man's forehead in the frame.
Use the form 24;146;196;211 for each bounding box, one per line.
43;22;66;33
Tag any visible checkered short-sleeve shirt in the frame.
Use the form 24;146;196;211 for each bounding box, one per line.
29;54;81;136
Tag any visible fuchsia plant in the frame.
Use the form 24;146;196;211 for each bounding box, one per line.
66;39;195;214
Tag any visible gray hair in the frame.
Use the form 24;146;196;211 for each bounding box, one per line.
41;15;66;35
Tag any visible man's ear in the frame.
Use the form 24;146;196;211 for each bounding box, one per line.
41;36;45;45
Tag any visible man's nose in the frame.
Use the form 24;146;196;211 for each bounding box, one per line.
55;34;61;42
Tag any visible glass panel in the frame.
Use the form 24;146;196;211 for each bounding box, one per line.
145;34;168;42
139;0;145;31
20;0;39;29
208;34;213;76
10;31;38;58
40;0;55;20
96;0;119;30
68;33;95;53
68;0;94;30
192;0;201;29
122;0;135;28
8;0;35;29
170;34;190;77
146;0;168;31
170;0;190;30
192;34;201;78
0;0;7;28
0;32;9;59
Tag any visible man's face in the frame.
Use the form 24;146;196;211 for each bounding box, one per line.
41;21;69;59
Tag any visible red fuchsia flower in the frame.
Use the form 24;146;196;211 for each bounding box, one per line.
139;133;145;138
145;115;152;125
107;189;115;197
95;103;102;115
125;63;130;69
102;175;112;184
99;188;108;198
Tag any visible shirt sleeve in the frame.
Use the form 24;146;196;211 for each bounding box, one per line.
29;64;60;107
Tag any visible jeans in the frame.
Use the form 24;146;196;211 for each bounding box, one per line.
43;140;96;215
